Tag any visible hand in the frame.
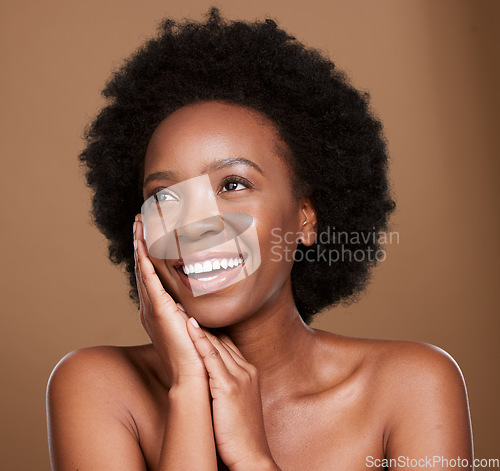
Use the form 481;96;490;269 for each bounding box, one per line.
186;318;278;471
133;214;207;385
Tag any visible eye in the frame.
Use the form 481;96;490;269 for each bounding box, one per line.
154;189;178;202
144;188;179;207
219;176;253;194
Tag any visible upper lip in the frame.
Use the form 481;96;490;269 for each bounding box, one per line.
173;251;247;268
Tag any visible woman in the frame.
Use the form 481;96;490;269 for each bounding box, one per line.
46;7;473;470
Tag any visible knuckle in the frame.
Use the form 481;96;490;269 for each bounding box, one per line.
147;307;162;322
240;370;253;385
141;270;152;284
146;294;174;319
157;291;174;306
224;379;239;395
247;364;258;378
208;334;222;345
206;347;220;359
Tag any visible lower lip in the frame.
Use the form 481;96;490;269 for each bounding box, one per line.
175;255;247;295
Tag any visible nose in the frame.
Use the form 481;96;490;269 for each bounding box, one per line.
176;215;225;242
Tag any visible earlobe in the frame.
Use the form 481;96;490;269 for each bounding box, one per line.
299;199;317;246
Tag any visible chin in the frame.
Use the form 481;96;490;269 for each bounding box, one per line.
181;287;253;328
156;258;260;327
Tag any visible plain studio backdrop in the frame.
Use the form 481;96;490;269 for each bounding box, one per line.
1;1;498;469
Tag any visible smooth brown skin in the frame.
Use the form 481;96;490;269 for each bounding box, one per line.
46;102;473;470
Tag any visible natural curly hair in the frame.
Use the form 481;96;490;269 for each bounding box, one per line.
78;6;396;325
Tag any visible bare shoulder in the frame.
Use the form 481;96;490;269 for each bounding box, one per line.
314;330;467;394
46;344;158;470
47;343;163;415
48;344;149;395
311;330;470;422
49;344;133;379
312;331;472;455
373;340;472;454
364;337;464;372
366;338;468;398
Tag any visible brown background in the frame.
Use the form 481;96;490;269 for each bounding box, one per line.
1;0;499;469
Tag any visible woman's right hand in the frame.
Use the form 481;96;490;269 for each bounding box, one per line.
133;214;208;386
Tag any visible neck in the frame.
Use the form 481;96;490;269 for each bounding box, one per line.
218;280;317;398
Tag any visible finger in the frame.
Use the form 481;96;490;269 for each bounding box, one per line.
216;333;246;361
211;333;258;376
186;318;232;382
135;220;178;314
206;328;245;361
202;329;244;374
133;221;189;328
175;303;189;321
133;221;149;311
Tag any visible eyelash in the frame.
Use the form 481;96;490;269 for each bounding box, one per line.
148;175;253;200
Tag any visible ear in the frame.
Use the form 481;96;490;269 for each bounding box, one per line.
298;198;317;246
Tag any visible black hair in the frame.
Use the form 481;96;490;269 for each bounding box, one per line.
78;6;396;325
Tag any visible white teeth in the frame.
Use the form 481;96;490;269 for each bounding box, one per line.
181;256;244;275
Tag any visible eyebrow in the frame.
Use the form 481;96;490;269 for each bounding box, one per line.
142;157;264;189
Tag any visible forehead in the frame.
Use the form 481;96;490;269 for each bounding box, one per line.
144;101;288;172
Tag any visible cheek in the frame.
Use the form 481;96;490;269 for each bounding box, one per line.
256;206;300;274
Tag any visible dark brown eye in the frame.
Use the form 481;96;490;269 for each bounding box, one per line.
219;176;252;193
224;181;242;191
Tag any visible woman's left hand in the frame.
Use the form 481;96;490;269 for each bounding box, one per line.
186;317;279;471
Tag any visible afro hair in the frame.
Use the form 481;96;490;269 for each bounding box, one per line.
78;6;396;325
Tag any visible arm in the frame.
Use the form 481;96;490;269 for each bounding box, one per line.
134;216;217;470
159;378;216;470
384;342;473;470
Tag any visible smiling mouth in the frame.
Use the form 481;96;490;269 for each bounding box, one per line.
173;252;248;293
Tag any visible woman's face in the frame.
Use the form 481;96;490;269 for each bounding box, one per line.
142;101;307;327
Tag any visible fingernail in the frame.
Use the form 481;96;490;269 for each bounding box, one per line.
133;239;138;250
177;303;185;312
135;214;140;222
133;221;137;235
189;317;199;328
